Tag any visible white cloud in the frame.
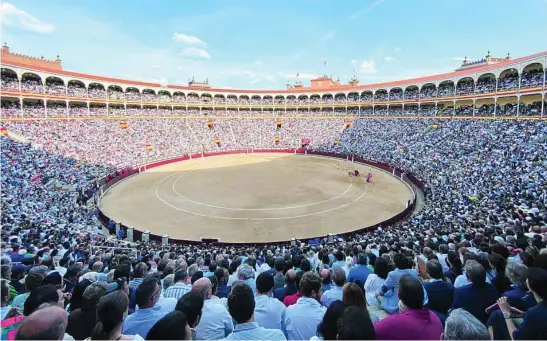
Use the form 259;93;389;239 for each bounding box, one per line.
384;56;396;62
253;61;264;67
180;47;210;59
249;78;261;84
351;59;358;65
172;32;206;46
360;59;377;74
149;64;161;69
177;66;185;71
0;2;54;34
394;47;402;52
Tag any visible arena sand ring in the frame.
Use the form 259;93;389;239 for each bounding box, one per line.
99;153;413;243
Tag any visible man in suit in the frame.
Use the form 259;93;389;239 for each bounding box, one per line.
423;260;454;317
273;269;297;302
452;260;499;324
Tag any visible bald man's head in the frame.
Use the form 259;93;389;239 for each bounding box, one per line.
191;277;212;300
15;305;67;340
320;269;329;279
285;269;297;285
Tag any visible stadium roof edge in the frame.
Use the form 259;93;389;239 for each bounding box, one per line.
1;51;546;94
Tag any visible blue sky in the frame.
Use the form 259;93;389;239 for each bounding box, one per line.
1;0;546;90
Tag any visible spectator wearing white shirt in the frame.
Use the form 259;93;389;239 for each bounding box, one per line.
163;269;192;300
364;257;389;307
254;272;286;330
284;272;326;340
192;277;233;340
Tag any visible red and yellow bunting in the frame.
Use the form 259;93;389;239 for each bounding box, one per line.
0;127;8;136
120;121;128;129
207;121;214;128
345;121;352;128
274;137;280;143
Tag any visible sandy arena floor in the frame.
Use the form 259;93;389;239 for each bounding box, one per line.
99;154;414;243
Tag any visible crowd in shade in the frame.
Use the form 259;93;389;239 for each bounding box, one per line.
1;113;547;340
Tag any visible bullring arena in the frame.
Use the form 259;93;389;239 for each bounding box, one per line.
99;153;414;243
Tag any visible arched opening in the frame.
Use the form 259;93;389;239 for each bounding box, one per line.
437;101;454;116
298;95;309;104
214;94;225;104
374;89;387;101
519;94;543;116
173;91;186;103
109;104;126;116
187;92;199;103
322;94;333;103
250;95;261;104
389;88;403;101
126;87;141;101
521;62;544;89
334;107;345;115
67;80;86;97
498;68;519;91
456;77;474;96
239;95;250;104
495;96;517;116
309;94;320;104
46;100;67;117
419;103;436;116
286;95;297;104
108;85;124;100
88;83;106;98
126;104;141;116
263;95;273;105
475;73;496;94
361;106;373;116
0;97;20;117
89;103;107;116
404;85;419;100
360;91;373;102
227;94;237;104
348;92;359;102
404;104;418;115
142;89;157;101
274;95;285;104
420;83;437;99
22;99;45;117
1;68;18;91
68;101;87;117
475;98;495;116
347;106;359;116
201;93;213;103
334;93;346;103
21;72;43;94
142;105;158;116
158;105;171;116
45;76;65;95
374;105;387;115
438;80;455;97
158;90;171;103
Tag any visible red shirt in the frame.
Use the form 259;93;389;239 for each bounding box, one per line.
283;291;302;307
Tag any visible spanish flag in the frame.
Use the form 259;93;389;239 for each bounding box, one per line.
0;127;7;136
276;120;282;128
334;139;339;145
432;123;439;129
274;137;280;143
146;145;153;151
345;121;352;128
120;122;128;129
214;138;220;144
207;121;213;128
399;146;405;152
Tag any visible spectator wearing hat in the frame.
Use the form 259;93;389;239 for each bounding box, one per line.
11;272;44;311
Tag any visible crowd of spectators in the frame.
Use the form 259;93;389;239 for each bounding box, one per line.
1;114;547;340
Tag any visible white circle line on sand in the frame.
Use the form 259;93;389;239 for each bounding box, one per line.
155;172;369;221
170;162;354;211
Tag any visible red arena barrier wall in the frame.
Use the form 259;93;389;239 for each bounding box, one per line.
97;149;425;246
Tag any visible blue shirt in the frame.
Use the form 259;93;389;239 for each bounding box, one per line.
195;299;234;340
320;285;343;308
122;305;167;338
221;322;286;340
254;294;286;330
379;268;429;315
284;297;326;340
347;264;373;284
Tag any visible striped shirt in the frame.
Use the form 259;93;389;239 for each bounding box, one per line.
129;278;143;290
163;282;192;300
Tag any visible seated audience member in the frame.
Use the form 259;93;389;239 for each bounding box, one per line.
451;260;499;324
423;259;455;317
1;279;12;320
284;272;326;340
364;257;389;307
66;281;108;340
488;267;547;340
237;264;256;294
214;268;230;298
502;262;536;311
374;275;443;340
337;306;375;340
312;300;345;340
341;282;366;310
14;305;68;340
163;270;191;300
222;283;286;340
319;269;332;293
10;273;44;311
23;284;64;316
321;267;346;308
442;308;490;340
273;269;297;302
192;277;233;340
122;277;166;338
376;252;427;314
347;253;372;284
283;272;303;307
146;311;193;340
175;291;204;329
273;258;286;289
92;291;138;340
254;272;286;330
